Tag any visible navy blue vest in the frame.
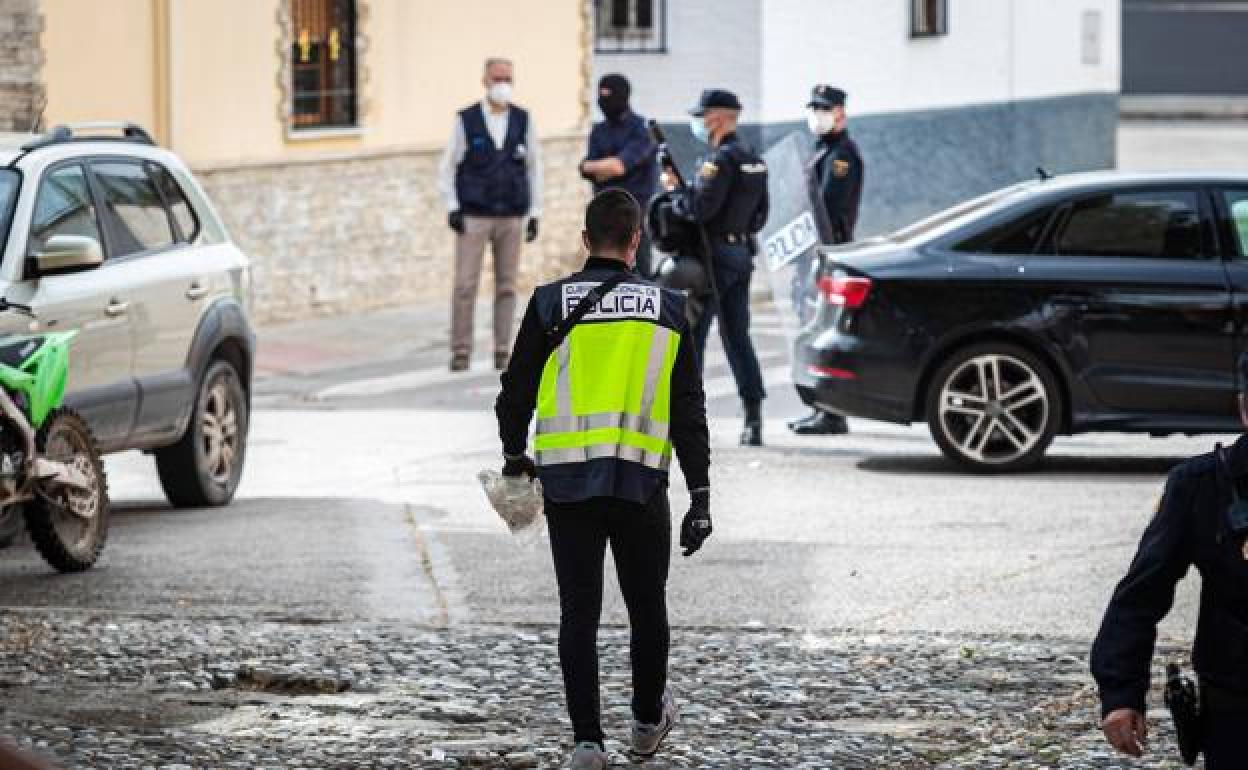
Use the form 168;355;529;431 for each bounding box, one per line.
454;103;531;217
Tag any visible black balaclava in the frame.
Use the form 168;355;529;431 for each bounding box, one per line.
597;74;631;121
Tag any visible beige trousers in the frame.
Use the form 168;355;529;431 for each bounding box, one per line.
451;215;525;357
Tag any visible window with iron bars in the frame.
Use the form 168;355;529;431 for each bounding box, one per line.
290;0;358;129
911;0;948;37
595;0;668;54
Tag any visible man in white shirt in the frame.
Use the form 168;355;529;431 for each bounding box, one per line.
438;57;543;372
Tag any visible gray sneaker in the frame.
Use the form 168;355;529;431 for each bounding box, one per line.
567;741;609;769
630;689;678;757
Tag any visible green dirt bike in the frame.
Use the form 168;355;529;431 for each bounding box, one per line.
0;298;109;572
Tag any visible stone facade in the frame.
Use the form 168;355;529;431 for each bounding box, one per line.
196;135;592;324
0;0;43;132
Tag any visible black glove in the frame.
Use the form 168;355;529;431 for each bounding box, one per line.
680;489;712;557
448;210;464;234
526;217;539;243
502;454;537;479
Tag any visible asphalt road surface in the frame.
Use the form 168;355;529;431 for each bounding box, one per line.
0;305;1214;646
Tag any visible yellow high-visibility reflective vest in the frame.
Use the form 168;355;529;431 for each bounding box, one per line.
534;280;682;475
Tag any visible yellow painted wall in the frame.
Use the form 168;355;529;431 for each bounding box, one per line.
166;0;286;165
367;0;587;149
41;0;586;168
42;0;159;134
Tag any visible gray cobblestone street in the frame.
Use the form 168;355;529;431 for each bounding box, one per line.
0;613;1186;769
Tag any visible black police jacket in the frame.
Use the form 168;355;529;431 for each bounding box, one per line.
808;129;864;244
494;257;711;504
1091;433;1248;717
673;131;769;240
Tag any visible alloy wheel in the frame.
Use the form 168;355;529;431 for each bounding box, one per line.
201;379;240;486
936;353;1050;466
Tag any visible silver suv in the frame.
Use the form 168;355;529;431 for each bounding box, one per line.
0;123;254;510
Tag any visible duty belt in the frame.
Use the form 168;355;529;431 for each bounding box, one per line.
713;232;752;245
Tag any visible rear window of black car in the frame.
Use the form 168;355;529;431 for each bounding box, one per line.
1051;190;1205;259
953;205;1057;254
888;181;1038;243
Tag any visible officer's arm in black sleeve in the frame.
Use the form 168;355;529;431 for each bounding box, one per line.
673;149;735;226
751;177;770;235
495;295;548;457
668;305;710;491
1089;472;1194;717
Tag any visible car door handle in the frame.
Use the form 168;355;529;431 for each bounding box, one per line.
104;300;129;318
186;283;209;301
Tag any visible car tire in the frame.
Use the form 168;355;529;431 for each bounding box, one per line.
925;342;1062;473
156;359;248;507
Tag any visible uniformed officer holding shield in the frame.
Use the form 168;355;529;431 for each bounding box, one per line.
789;84;864;436
667;89;770;446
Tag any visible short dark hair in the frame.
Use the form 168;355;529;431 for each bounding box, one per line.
585;189;640;252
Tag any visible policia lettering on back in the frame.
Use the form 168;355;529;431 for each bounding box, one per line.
546;274;630;352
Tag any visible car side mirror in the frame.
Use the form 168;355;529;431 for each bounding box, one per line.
34;234;104;275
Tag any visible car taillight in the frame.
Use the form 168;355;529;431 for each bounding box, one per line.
817;274;872;309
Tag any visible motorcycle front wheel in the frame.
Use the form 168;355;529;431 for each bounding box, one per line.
25;408;110;572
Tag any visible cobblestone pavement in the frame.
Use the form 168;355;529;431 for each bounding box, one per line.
0;612;1188;770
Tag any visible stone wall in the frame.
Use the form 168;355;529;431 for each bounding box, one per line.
196;135;592;324
0;0;43;132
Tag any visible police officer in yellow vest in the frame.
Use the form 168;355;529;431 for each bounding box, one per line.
495;189;711;769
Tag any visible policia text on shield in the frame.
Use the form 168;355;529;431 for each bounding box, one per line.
494;190;711;769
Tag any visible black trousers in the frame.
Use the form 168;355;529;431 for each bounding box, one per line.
1203;704;1248;769
546;492;671;746
693;261;766;404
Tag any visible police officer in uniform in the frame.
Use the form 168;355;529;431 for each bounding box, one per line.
667;89;770;446
789;85;863;436
495;190;712;770
580;74;659;276
1090;353;1248;768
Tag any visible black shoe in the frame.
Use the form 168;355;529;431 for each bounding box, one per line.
494;352;509;371
790;410;849;435
740;420;763;446
450;354;470;372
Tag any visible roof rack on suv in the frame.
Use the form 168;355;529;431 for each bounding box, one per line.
20;122;155;152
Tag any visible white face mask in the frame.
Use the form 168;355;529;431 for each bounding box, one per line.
806;108;837;136
487;82;513;106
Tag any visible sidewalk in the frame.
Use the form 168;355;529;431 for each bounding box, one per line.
255;300;471;379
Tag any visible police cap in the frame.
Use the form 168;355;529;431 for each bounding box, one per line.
808;85;847;109
689;89;742;116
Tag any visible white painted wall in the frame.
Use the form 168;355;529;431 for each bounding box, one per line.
761;0;1120;122
592;0;1121;124
592;0;763;123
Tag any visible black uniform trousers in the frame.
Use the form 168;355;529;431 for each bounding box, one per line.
693;244;766;404
545;491;671;746
1202;697;1248;769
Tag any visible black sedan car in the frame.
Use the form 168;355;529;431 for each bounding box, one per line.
794;172;1248;472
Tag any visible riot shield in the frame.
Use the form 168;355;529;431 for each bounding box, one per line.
758;132;823;355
